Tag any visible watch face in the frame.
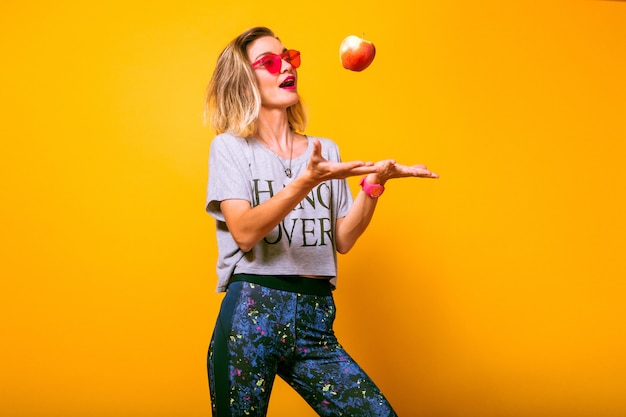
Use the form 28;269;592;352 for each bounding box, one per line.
360;176;384;197
370;185;383;197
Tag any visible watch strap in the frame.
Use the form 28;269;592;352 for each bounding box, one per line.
359;176;385;198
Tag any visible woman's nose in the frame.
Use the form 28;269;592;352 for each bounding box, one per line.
280;58;293;73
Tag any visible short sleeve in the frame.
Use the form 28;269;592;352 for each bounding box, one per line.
206;134;254;222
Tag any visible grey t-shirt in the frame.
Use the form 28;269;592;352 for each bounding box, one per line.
206;133;354;292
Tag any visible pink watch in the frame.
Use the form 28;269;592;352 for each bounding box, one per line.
359;176;385;198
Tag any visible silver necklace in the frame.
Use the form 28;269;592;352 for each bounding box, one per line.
258;130;294;178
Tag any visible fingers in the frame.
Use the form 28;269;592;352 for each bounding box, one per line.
374;159;396;169
413;166;439;178
387;162;439;179
344;161;378;173
333;161;378;179
311;139;322;159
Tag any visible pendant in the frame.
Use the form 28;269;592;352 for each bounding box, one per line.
285;168;292;178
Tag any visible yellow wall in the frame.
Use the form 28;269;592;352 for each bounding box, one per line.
2;1;625;416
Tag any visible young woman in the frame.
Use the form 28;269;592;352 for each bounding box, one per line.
205;26;437;417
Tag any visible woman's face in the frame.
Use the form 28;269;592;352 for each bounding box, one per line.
247;36;299;110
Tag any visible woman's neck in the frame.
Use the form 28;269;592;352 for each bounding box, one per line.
255;112;292;151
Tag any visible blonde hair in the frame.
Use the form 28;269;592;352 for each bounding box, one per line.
205;27;307;137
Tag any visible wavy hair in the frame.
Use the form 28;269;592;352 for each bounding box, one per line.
205;27;306;137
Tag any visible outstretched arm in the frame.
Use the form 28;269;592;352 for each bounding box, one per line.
335;160;438;254
221;139;378;252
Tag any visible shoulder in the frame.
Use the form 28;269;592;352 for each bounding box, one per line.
209;133;253;167
210;133;251;158
211;132;247;148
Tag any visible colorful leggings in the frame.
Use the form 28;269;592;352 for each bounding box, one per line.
207;275;397;417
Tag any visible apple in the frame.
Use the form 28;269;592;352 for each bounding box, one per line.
339;35;376;72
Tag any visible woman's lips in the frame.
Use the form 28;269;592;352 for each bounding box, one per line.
279;75;296;89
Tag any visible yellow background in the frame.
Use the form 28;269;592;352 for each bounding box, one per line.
2;1;625;416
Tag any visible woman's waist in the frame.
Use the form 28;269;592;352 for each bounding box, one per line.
230;273;333;296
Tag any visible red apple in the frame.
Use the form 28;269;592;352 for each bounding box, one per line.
340;35;376;72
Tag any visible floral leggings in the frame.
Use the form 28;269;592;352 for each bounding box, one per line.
208;276;397;417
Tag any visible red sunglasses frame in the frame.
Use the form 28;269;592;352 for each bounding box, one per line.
251;49;301;74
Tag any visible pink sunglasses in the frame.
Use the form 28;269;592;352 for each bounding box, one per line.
252;49;301;74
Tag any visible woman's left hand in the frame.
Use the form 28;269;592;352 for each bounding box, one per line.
370;160;439;185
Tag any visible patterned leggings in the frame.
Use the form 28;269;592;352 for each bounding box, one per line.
208;276;397;417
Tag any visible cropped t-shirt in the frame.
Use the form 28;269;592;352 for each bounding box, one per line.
205;133;353;292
